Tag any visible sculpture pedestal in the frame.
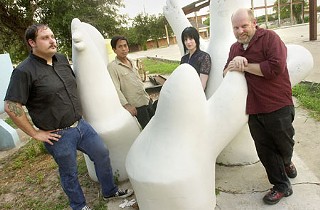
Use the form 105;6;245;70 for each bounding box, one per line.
0;119;20;150
0;54;20;150
217;124;259;165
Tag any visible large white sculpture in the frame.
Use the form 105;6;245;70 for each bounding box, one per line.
71;18;141;181
125;1;313;210
126;45;313;210
70;1;313;209
126;65;248;210
164;0;259;166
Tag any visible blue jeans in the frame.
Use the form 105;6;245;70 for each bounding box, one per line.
45;118;118;210
248;105;295;193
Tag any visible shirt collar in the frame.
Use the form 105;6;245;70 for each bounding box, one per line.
115;56;132;65
30;53;58;65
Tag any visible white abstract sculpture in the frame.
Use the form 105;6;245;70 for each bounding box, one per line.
126;65;248;210
164;0;315;166
125;1;314;210
0;54;20;150
70;1;313;209
204;0;258;165
164;0;257;165
126;53;313;210
71;18;141;181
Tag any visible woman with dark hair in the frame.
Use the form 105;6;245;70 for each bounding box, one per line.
180;26;211;90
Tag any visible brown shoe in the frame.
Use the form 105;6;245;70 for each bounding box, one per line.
285;162;297;178
263;188;293;205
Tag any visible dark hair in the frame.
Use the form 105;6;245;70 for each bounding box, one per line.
110;36;129;49
181;27;200;54
25;23;49;48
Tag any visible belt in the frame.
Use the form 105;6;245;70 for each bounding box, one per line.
60;120;79;130
69;120;79;128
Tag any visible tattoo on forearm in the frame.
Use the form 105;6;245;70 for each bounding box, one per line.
8;101;23;117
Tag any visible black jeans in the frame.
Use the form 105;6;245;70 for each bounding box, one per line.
136;100;157;129
248;105;295;192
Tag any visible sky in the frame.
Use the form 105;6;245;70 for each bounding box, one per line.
120;0;193;18
120;0;320;19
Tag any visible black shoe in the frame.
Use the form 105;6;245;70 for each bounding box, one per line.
263;188;293;205
103;188;134;201
285;162;297;178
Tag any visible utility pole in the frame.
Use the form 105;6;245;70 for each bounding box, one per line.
309;0;317;40
165;24;170;46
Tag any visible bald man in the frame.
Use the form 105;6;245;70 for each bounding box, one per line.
223;8;297;205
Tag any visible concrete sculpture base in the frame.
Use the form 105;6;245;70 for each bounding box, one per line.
216;125;258;165
0;54;20;150
0;119;20;150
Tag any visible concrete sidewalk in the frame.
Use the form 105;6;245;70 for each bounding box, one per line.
107;104;320;210
215;154;320;210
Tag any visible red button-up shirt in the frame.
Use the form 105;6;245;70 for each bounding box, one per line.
225;27;293;114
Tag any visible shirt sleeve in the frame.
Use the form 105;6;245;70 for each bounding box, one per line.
259;31;287;79
180;54;187;64
107;62;129;106
199;52;211;75
4;68;31;105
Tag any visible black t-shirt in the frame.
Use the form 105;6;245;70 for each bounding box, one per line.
5;53;82;130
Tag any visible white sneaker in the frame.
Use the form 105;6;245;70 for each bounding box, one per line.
81;206;92;210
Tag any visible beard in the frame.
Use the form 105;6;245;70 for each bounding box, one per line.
236;33;251;44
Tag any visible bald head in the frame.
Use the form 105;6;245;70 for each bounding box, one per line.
231;8;257;44
231;8;255;23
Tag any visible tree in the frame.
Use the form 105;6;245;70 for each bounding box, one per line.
0;0;126;63
131;13;151;50
203;17;210;26
128;13;173;50
149;14;173;48
273;0;308;24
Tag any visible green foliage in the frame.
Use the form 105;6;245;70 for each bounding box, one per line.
149;14;173;47
113;169;120;185
77;153;88;175
11;139;48;170
16;198;69;210
25;172;45;184
4;117;17;129
122;13;173;48
131;13;152;46
292;82;320;121
203;17;210;26
256;14;277;24
273;0;308;24
0;0;126;64
141;58;179;75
